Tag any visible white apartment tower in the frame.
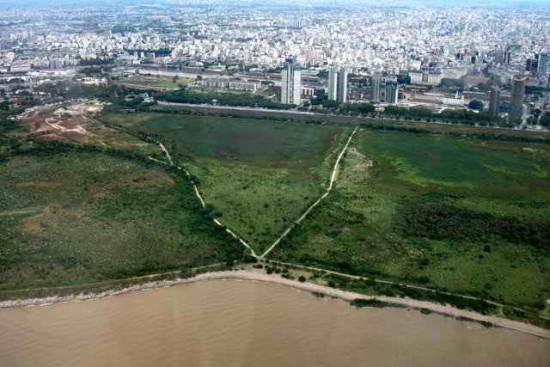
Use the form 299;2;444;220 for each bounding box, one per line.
328;66;348;103
281;57;302;105
328;67;338;101
384;79;399;104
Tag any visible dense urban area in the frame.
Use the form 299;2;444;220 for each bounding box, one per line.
0;1;548;124
0;0;549;336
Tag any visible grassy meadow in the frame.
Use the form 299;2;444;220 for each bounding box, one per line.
0;151;243;290
273;129;550;309
25;108;549;314
102;112;348;252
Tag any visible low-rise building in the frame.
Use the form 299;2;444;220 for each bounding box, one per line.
410;69;442;86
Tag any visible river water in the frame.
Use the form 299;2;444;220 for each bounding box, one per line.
0;279;548;367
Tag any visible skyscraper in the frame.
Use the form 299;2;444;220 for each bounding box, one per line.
337;67;348;103
281;57;301;105
489;87;501;116
371;75;382;103
537;53;548;78
495;50;505;64
504;44;520;65
384;79;399;104
328;67;338;101
526;58;538;72
504;45;515;65
509;75;526;124
328;66;348;103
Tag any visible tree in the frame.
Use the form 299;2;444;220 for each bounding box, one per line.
339;103;375;114
540;112;550;128
316;70;329;79
468;100;484;111
397;74;411;84
440;78;464;90
298;275;307;282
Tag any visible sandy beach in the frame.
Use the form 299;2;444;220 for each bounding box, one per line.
1;270;548;339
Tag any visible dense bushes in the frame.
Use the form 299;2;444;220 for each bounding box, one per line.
156;89;293;109
385;105;433;119
330;275;499;315
440;109;499;124
338;103;376;114
0;101;30;133
0;139;248;289
384;105;503;125
401;196;550;250
350;298;387;308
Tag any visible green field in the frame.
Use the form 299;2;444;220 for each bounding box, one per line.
273;129;550;309
101;112;348;252
0;150;243;290
6;107;550;315
154;78;192;89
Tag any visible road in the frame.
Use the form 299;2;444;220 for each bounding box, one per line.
157;101;548;134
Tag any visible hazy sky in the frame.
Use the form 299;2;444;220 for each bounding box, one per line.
2;0;550;7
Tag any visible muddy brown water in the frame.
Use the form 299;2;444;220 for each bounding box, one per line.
1;279;548;367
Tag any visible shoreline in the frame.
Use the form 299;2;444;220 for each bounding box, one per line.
1;270;549;339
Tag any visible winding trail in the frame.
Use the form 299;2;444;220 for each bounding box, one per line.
139;124;549;330
152;127;359;260
154;142;257;257
158;142;174;165
4;107;545;337
260;127;359;259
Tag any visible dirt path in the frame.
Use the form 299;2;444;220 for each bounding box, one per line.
158;127;360;260
267;259;548;320
147;126;548;330
150;126;547;327
157;101;547;134
155;142;257;257
158;142;174;165
260;127;359;259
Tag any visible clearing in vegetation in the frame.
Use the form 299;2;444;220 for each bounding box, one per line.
0;150;243;291
113;75;193;91
101;112;348;253
14;102;160;157
272;129;550;310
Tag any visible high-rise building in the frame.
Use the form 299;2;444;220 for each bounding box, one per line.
504;44;520;65
537;53;548;78
489;87;501;116
281;57;301;105
384;79;399;104
328;67;338;101
504;45;515;65
371;75;382;103
336;67;348;103
495;50;505;64
526;58;538;72
504;51;512;65
509;75;526;124
328;66;348;103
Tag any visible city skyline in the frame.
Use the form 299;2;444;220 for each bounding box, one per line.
3;0;550;8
